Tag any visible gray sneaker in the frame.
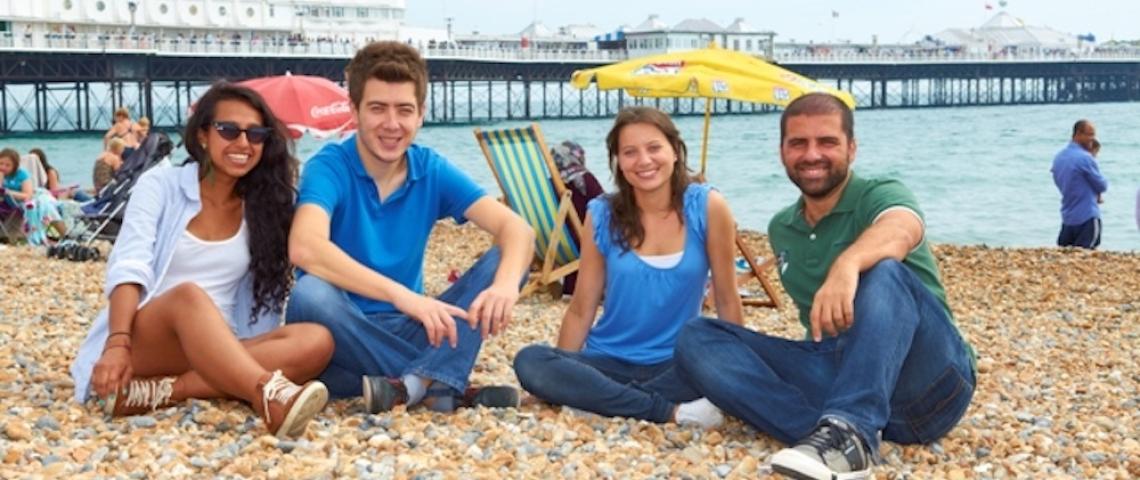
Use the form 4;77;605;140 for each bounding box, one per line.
362;376;408;414
770;418;873;480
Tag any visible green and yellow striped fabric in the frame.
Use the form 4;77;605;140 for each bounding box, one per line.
478;127;580;266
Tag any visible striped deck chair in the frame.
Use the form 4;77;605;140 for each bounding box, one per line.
475;123;584;298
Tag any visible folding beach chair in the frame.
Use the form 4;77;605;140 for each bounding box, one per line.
709;242;782;310
474;123;584;298
19;154;48;190
0;200;24;243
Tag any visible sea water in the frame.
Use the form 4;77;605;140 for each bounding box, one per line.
2;101;1137;251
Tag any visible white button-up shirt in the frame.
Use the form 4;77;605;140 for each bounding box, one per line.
70;162;281;402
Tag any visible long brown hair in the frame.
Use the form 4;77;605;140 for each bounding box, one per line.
604;106;693;251
184;82;298;320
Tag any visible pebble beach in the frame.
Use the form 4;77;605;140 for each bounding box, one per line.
0;223;1137;479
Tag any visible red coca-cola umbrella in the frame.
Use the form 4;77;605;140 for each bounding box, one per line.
237;72;355;138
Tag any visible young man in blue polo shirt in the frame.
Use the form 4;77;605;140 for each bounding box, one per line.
1051;119;1107;249
676;93;975;479
285;41;534;413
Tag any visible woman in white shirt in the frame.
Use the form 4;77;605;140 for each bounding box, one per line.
71;83;333;439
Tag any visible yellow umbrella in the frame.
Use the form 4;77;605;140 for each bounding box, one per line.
571;44;855;177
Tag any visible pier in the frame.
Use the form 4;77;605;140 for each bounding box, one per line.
1;41;1138;133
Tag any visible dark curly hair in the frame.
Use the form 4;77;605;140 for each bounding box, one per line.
183;82;298;320
604;106;694;251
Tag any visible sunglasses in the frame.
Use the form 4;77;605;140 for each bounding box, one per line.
210;121;273;144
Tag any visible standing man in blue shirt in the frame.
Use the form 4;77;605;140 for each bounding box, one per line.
285;41;535;413
1051;119;1107;249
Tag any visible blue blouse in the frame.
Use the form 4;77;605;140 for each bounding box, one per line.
583;183;713;365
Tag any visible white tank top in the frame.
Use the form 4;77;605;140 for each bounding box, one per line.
153;220;250;325
638;251;684;269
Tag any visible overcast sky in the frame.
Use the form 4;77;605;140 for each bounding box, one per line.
405;0;1140;44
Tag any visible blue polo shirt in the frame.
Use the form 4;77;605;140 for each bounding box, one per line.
297;135;486;314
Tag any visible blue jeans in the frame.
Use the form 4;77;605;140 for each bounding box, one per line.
285;248;503;399
513;345;700;423
676;260;975;455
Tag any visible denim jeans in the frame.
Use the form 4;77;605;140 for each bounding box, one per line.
513;345;701;423
676;260;975;455
285;248;503;399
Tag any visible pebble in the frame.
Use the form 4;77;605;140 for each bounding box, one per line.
1084;451;1107;465
4;421;30;441
1;231;1138;478
128;416;157;429
34;415;60;431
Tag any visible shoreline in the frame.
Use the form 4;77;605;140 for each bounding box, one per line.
0;223;1137;478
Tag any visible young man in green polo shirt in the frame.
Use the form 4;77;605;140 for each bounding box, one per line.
676;93;975;480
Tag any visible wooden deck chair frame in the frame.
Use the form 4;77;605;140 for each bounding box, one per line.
474;123;585;299
694;186;781;310
731;237;781;309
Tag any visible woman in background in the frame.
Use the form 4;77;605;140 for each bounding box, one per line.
29;148;91;202
549;140;605;295
0;148;69;244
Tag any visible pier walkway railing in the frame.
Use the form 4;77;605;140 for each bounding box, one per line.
2;32;1138;63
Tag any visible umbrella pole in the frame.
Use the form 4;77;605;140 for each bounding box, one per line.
699;98;712;181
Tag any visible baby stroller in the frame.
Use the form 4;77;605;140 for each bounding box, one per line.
48;132;174;261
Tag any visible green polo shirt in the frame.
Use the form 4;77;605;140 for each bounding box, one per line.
768;174;953;331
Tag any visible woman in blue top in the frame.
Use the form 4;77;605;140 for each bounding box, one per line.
0;148;70;245
70;83;333;439
514;106;744;427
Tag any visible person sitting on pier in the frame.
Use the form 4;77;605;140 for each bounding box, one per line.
69;83;333;439
103;107;140;152
0;148;70;245
513;106;742;429
676;93;976;480
285;41;534;413
549;139;605;295
92;138;127;194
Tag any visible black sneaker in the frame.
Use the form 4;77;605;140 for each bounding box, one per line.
362;376;408;414
425;385;520;412
460;385;519;409
770;417;873;480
